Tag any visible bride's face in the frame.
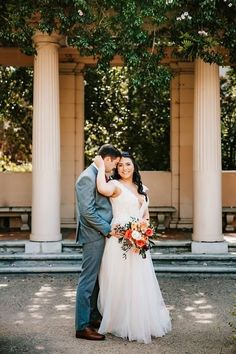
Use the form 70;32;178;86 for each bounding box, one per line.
117;157;134;180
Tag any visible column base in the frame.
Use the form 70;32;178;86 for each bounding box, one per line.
25;241;62;254
191;241;228;254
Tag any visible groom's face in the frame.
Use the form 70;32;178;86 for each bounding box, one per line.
104;156;120;173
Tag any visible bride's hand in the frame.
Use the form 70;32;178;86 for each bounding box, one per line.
93;155;104;168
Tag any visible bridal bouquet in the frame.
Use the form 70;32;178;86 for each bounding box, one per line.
114;217;156;259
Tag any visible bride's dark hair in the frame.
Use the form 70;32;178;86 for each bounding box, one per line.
112;152;147;201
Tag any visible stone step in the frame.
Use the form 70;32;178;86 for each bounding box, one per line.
62;240;236;253
0;252;236;274
62;240;193;255
1;239;235;254
0;239;236;275
0;264;236;274
0;241;25;254
1;252;236;261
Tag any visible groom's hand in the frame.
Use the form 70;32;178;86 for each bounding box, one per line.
109;228;121;238
93;155;104;168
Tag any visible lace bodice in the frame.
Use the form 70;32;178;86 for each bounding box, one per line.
109;180;149;226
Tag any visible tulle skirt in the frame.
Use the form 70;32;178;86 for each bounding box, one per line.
98;237;171;344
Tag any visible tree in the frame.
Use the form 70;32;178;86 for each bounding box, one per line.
84;65;171;170
0;66;33;165
0;1;235;170
221;67;236;170
0;1;235;72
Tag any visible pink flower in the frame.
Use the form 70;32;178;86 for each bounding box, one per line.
145;228;154;237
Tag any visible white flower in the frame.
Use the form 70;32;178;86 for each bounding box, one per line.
132;230;142;240
78;10;84;16
198;30;208;36
176;11;192;21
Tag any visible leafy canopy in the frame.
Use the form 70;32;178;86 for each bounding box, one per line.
0;0;236;73
0;1;236;171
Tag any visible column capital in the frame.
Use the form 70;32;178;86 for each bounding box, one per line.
169;62;194;73
59;62;85;75
74;63;86;74
32;31;64;47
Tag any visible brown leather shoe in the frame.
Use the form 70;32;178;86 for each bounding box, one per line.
75;326;105;340
90;319;101;329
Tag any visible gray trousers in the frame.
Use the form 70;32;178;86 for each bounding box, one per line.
75;238;105;330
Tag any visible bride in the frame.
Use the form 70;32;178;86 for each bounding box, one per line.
94;151;171;344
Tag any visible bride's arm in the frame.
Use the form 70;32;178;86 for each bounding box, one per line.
94;156;118;197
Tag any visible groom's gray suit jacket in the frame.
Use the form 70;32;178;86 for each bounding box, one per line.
75;164;112;245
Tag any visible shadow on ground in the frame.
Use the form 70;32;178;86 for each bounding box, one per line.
0;274;235;354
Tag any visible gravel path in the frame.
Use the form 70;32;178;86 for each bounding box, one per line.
0;274;235;354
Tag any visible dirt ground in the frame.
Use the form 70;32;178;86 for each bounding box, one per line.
0;274;235;354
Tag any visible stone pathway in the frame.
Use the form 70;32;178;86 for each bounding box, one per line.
0;274;235;354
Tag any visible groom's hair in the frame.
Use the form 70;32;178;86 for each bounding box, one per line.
98;144;121;159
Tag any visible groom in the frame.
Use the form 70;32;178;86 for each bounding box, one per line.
75;144;121;340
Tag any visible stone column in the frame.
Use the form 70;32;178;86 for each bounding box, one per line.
75;64;85;179
192;59;228;253
58;63;85;228
26;32;62;253
170;66;180;229
74;64;85;227
170;63;195;229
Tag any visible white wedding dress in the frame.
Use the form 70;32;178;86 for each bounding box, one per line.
98;180;171;344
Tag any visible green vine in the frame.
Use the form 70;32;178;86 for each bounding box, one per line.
0;0;235;69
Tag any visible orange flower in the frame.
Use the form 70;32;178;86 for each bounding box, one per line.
136;239;147;248
145;228;154;237
124;229;132;239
